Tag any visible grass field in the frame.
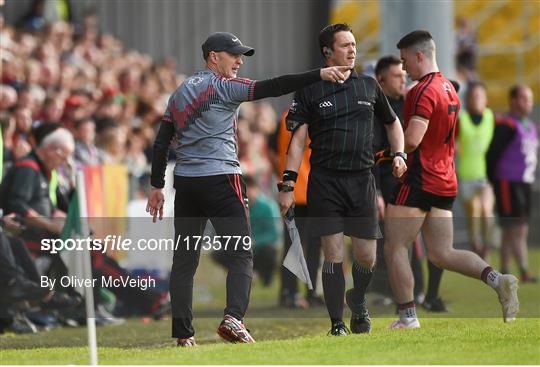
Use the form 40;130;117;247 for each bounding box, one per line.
1;249;539;365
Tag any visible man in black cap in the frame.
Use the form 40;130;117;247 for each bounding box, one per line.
203;31;255;58
147;31;350;347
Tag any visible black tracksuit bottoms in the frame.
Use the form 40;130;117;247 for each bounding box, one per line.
170;174;253;338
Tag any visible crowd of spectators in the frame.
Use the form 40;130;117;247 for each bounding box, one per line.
0;9;184;198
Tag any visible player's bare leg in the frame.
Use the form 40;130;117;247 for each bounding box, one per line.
501;223;530;280
423;207;519;322
463;193;482;255
384;204;425;329
423;208;487;278
384;205;426;303
511;223;533;281
500;227;514;274
479;184;495;259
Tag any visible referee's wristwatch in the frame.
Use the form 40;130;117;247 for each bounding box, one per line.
277;182;294;192
394;151;407;161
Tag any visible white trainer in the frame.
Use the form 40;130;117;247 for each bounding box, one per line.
496;274;519;322
390;318;420;329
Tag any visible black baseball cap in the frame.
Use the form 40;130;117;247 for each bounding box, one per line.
202;32;255;59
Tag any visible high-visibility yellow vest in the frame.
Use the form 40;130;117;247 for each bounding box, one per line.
49;169;58;206
457;108;494;180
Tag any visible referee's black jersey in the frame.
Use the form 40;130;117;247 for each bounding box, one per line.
373;96;404;152
286;71;396;171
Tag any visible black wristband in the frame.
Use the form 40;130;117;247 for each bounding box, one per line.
277;182;294;192
283;170;298;183
395;151;407;161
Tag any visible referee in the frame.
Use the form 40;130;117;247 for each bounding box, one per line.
278;24;406;336
147;32;350;347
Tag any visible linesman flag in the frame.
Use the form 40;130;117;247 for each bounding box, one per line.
282;208;313;290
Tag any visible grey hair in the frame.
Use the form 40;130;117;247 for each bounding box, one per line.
40;127;75;151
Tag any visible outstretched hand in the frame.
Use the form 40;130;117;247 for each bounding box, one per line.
320;66;352;83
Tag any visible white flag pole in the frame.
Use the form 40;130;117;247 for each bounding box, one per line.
76;170;98;366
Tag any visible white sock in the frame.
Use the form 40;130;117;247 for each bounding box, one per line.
398;305;417;323
486;269;501;289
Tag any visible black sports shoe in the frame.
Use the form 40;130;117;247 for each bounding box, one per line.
327;320;350;336
421;297;448;312
3;278;50;304
26;311;59;330
41;292;82;310
345;289;371;334
9;313;38;334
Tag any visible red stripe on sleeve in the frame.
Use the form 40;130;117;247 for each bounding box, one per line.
248;81;256;101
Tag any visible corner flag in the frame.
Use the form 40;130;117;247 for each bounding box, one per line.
60;171;98;365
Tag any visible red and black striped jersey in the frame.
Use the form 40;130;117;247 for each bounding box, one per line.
402;72;460;196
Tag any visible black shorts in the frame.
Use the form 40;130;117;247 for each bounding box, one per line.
493;180;531;226
307;167;381;239
390;183;455;211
